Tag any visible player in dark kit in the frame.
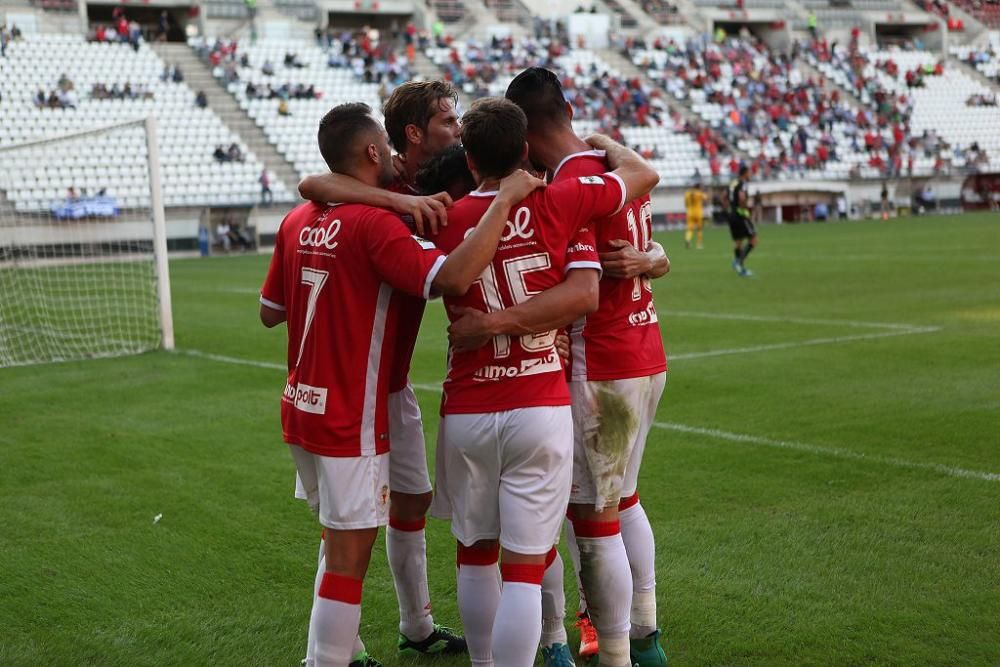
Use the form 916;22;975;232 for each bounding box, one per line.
728;165;757;276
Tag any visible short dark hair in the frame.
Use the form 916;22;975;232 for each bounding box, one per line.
460;98;527;180
415;145;476;196
382;80;459;153
739;164;750;177
505;67;570;131
317;102;381;174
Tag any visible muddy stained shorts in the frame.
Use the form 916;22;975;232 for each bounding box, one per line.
570;372;667;511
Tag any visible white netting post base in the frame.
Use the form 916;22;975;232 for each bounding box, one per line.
0;117;174;368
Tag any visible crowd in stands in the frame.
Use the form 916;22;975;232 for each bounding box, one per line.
966;93;998;106
628;32;856;178
90;82;155;100
437;35;672;129
160;64;185;83
88;8;143;51
31;73;78;108
956;44;1000;83
244;82;320;100
197;27;413;101
946;0;1000;28
637;0;681;24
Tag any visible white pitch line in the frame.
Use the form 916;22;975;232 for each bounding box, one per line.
178;348;285;370
176;350;998;484
670;326;941;361
666;310;929;331
653;422;1000;483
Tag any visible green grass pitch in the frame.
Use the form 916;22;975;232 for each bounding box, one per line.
1;213;998;665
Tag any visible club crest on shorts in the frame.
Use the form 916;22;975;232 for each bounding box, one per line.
380;484;390;507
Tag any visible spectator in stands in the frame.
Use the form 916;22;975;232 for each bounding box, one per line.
158;11;170;42
259;170;273;206
814;200;829;221
837;194;848;220
227;143;245;162
262;59;275;76
278;99;291;116
172;65;184;83
0;23;9;58
67;186;79;201
216;220;232;252
57;87;77;109
917;184;936;212
114;13;129;41
213;145;229;162
195;90;208;108
283;52;305;68
33;89;46;108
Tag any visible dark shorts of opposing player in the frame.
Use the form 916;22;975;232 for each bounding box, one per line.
728;213;756;241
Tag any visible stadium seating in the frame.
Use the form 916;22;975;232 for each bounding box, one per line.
808;41;1000;174
946;0;1000;28
950;39;1000;83
0;33;293;211
425;37;711;185
192;36;410;180
630;36;879;180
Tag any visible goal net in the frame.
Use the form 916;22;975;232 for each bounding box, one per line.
0;117;174;368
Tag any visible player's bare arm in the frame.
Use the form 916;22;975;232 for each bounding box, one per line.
448;268;599;351
297;171;452;235
259;303;286;328
599;239;670;280
431;169;546;295
583;134;660;202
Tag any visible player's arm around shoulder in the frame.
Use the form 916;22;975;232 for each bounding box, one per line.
448;268;599;352
584;134;660;203
298;171;452;236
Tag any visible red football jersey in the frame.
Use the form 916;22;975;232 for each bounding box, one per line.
260;201;445;457
384;180;428;393
552;151;668;381
432;173;624;414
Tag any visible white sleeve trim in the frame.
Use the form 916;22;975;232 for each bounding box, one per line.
605;172;628;216
565;260;603;278
422;254;447;300
259;295;285;311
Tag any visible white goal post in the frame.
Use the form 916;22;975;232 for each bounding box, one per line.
0;116;174;368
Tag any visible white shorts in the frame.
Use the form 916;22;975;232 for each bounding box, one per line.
294;385;430;501
570;373;667;511
432;406;573;555
289;445;391;530
388;384;432;495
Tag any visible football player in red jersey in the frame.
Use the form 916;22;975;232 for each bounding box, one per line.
260;102;543;667
428;97;659;667
294;82;469;661
500;66;671;667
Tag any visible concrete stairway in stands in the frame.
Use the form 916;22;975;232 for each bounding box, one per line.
598;47;749;160
150;41;302;199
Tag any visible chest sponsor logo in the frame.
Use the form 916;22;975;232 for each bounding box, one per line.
284;381;328;415
299;212;341;250
465;206;537;243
